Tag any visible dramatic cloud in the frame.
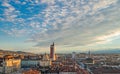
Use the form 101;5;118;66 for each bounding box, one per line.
33;0;120;47
0;0;120;50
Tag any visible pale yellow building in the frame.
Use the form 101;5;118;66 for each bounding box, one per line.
3;55;21;74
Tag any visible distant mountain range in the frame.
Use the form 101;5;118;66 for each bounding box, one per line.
0;49;35;55
92;49;120;54
0;48;120;55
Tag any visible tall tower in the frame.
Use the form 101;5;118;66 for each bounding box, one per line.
88;50;91;58
50;42;56;60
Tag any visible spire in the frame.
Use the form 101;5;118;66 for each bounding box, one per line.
53;42;54;46
88;49;91;58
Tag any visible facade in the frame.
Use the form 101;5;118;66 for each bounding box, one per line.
0;57;3;73
0;55;21;74
21;59;39;68
21;55;42;69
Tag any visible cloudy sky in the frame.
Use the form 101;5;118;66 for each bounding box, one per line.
0;0;120;53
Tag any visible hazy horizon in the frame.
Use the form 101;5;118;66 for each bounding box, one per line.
0;0;120;53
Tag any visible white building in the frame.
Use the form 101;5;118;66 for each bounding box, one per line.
40;54;51;67
21;59;39;68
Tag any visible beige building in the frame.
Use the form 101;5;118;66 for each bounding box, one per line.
3;55;21;74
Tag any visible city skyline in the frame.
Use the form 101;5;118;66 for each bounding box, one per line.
0;0;120;53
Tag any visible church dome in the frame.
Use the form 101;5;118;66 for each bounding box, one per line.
42;54;49;60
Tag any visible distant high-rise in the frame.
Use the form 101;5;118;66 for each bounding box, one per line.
50;42;56;60
88;50;91;58
72;52;76;60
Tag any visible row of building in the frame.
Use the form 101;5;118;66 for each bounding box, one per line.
0;43;89;74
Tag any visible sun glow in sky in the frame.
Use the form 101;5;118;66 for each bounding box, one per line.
0;0;120;53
